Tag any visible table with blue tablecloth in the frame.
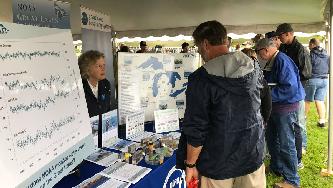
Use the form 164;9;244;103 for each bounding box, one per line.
54;122;186;188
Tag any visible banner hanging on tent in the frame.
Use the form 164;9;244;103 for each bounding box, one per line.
12;0;70;29
80;6;116;111
80;6;111;32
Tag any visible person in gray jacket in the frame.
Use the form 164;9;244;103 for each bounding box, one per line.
305;38;330;127
181;20;266;188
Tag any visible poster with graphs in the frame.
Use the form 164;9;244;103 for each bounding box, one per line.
0;22;94;188
117;53;199;125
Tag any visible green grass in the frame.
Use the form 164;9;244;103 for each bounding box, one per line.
266;103;333;187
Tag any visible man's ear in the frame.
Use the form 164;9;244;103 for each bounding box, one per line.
203;39;210;50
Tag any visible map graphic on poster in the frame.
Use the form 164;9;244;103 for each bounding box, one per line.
118;53;199;124
0;22;94;188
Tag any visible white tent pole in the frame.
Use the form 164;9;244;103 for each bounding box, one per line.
327;24;330;124
322;0;333;177
327;0;333;174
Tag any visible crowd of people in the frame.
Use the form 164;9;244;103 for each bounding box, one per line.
76;20;329;188
177;21;329;188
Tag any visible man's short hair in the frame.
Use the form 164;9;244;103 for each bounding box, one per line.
276;23;293;36
78;50;104;79
309;38;320;47
181;42;189;49
192;20;227;46
140;41;147;47
265;31;277;39
255;38;276;51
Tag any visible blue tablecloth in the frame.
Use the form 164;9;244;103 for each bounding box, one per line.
55;121;185;188
54;152;185;188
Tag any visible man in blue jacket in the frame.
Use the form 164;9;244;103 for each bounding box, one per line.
256;38;305;188
182;20;266;188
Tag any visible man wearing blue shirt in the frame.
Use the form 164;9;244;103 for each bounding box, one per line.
256;38;305;188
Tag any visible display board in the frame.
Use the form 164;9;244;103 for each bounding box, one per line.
0;22;94;188
118;53;199;124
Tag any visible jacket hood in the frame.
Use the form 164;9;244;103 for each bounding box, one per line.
202;51;261;95
311;46;328;58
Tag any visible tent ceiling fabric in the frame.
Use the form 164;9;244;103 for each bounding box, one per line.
68;0;328;37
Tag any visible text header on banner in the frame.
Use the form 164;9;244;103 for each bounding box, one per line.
12;0;71;29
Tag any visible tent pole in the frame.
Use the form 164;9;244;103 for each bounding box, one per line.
328;0;333;174
322;0;333;176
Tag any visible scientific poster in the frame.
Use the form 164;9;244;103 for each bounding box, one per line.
118;53;199;124
0;22;94;188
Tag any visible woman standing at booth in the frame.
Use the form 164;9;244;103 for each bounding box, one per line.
78;50;111;117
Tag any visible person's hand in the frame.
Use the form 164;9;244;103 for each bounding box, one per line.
185;167;199;187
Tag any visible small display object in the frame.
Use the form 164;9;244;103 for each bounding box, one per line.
154;109;180;133
85;149;119;167
140;136;174;165
101;161;151;184
125;110;145;139
73;173;130;188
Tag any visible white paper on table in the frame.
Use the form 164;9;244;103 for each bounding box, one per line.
73;173;130;188
101;162;151;184
85;149;119;167
154;109;179;133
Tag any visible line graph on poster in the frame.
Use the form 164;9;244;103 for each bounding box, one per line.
0;38;91;184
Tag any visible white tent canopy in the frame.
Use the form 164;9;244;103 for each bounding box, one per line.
66;0;328;37
0;0;328;37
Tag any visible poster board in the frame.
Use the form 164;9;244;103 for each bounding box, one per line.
0;22;94;188
118;53;199;125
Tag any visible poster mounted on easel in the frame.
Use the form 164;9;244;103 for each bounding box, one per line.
118;53;200;125
0;22;94;188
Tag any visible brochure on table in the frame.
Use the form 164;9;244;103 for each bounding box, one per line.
0;22;94;188
85;149;119;167
101;161;151;184
154;109;179;133
74;173;130;188
90;109;118;147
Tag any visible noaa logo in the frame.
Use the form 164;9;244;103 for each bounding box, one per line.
81;12;88;25
0;24;9;34
163;166;186;188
